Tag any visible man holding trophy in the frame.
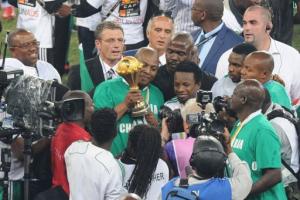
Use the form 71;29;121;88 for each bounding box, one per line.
93;47;164;156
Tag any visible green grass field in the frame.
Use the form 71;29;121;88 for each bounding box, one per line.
1;16;300;66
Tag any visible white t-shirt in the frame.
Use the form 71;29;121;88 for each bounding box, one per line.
120;158;169;200
215;38;300;101
65;141;124;200
1;58;61;83
17;1;54;48
88;0;148;45
211;75;238;98
76;13;102;31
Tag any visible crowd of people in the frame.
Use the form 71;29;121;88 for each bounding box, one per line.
0;0;300;199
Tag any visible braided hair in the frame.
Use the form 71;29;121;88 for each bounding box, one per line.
122;124;162;199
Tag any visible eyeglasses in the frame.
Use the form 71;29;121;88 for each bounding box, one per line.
152;10;173;20
11;41;40;49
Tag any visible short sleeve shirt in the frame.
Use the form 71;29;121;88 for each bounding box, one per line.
93;78;164;156
231;113;287;200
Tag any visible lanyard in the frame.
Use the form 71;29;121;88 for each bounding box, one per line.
230;122;244;147
196;30;220;47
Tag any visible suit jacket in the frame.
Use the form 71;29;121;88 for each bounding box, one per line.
192;24;243;75
67;56;105;96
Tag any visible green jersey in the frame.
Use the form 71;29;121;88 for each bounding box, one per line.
93;77;164;156
264;80;292;110
231;112;287;200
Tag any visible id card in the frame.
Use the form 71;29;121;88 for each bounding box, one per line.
119;0;140;17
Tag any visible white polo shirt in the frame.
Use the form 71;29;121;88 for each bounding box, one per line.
215;38;300;101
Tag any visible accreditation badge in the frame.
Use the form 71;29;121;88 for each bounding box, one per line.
119;0;140;17
18;0;36;7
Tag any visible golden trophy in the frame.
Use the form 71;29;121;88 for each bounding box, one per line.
116;56;149;117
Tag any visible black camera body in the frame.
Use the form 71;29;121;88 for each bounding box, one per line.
158;106;184;134
187;112;225;138
196;90;213;106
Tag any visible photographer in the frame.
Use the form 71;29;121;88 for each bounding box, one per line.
162;98;200;178
230;79;287;199
51;90;94;195
161;128;252;200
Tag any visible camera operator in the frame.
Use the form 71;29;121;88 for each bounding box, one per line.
51;90;94;195
161;128;252;199
162;98;218;178
230;79;287;199
261;89;300;199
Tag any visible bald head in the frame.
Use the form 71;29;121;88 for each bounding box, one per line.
242;51;274;83
135;47;159;64
235;79;265;110
172;32;194;47
245;5;272;24
247;51;274;73
135;47;159;87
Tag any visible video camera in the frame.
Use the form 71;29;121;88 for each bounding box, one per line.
158;106;184;134
0;75;84;140
187;90;230;149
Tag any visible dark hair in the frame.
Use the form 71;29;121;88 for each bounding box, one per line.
175;61;202;84
232;43;257;56
90;108;117;144
124;124;162;199
95;21;124;39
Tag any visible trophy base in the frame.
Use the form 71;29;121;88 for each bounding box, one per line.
131;106;149;118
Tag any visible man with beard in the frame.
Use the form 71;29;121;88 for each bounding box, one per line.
216;5;300;104
153;32;217;101
93;47;164;156
222;0;262;34
211;43;257;98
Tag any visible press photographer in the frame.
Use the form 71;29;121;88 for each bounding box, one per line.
1;75;68;200
161;129;252;200
51;90;94;196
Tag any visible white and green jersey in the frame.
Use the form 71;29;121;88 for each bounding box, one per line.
231;111;287;200
93;78;164;156
164;97;183;111
264;80;292;110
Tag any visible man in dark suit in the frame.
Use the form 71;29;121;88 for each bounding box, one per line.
153;32;217;101
191;0;243;75
67;21;124;94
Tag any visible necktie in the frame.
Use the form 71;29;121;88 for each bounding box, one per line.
196;34;206;53
107;69;114;80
